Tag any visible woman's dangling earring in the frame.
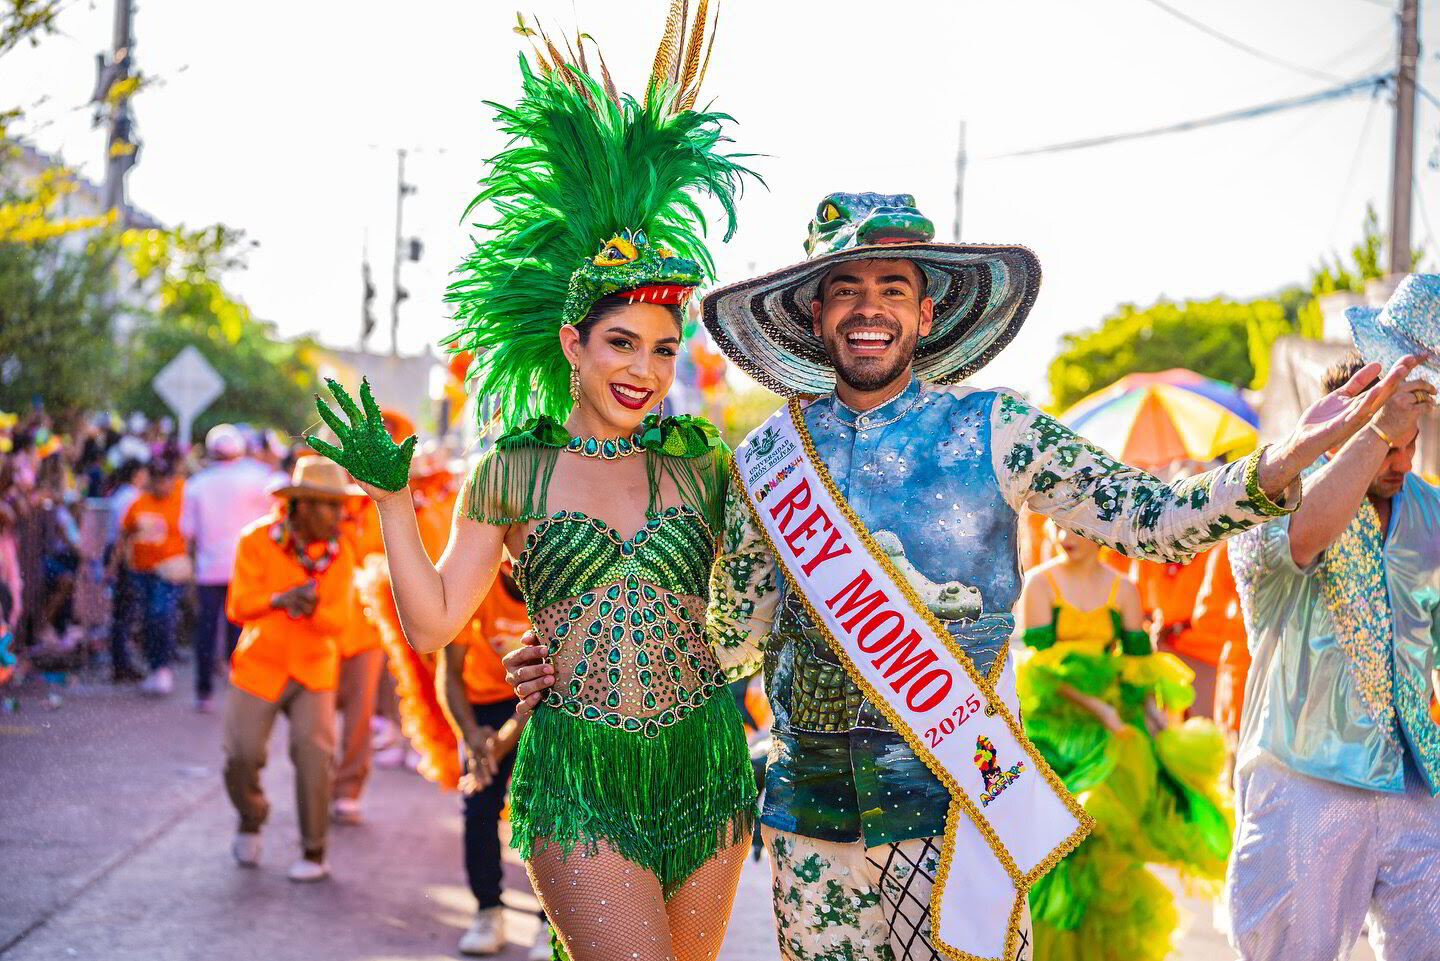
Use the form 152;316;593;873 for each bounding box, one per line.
569;365;581;408
654;396;664;420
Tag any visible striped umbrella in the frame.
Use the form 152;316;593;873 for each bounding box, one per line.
1059;369;1257;469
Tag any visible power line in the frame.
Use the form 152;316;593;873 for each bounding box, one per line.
988;72;1390;160
1140;0;1346;83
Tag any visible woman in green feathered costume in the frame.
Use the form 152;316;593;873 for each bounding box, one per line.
1015;520;1233;961
306;6;762;960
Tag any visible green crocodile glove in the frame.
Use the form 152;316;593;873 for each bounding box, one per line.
307;378;417;492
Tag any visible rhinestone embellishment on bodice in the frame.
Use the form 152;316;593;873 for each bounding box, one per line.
516;507;727;737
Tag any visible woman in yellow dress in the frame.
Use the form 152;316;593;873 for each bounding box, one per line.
1016;520;1231;961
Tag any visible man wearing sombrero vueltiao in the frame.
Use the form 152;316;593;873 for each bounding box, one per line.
506;193;1427;961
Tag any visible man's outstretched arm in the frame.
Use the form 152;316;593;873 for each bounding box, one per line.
991;358;1424;563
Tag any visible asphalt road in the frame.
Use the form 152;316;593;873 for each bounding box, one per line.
0;665;1373;961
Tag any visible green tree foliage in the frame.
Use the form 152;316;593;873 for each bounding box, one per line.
1047;298;1286;413
0;231;124;418
1047;207;1406;412
116;225;320;441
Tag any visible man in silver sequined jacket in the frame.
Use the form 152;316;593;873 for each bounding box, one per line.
505;193;1424;961
1227;352;1438;961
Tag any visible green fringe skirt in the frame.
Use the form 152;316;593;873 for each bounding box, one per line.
508;691;758;895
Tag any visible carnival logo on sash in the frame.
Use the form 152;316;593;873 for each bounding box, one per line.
974;735;1025;807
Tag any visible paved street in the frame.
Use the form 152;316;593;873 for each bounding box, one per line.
0;664;1370;961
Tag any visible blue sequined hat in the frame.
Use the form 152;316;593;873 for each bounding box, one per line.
1346;273;1440;388
702;191;1040;396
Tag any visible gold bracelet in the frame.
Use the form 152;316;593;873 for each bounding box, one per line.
1367;421;1398;447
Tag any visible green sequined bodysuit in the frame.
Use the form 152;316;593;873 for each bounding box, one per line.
465;415;756;893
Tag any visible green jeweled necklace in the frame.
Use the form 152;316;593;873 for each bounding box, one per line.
565;433;646;459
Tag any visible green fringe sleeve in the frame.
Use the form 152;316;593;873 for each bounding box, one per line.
462;442;561;527
641;415;731;536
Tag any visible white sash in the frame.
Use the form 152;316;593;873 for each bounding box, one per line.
736;401;1090;961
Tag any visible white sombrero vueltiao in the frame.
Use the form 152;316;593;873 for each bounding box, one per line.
702;191;1041;395
1345;273;1440;388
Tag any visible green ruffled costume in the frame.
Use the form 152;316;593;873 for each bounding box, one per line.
1020;616;1232;961
467;414;756;894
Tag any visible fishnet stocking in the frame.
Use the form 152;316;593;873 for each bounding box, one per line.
526;836;748;961
528;840;676;961
663;836;748;961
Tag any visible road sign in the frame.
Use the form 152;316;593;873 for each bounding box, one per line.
151;346;224;446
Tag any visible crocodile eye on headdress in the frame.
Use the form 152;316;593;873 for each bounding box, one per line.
443;1;760;430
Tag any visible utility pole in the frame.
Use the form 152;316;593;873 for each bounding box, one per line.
953;120;967;243
92;0;138;220
1388;0;1419;275
390;148;418;356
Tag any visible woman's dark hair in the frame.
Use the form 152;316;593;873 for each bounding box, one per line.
573;292;683;342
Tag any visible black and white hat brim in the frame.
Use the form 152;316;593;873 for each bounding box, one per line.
702;242;1041;396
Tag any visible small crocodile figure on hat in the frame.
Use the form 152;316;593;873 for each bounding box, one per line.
803;192;937;258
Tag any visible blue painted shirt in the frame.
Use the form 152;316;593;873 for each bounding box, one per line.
709;374;1296;846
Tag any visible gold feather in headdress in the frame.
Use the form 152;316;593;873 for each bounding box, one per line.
647;0;685;106
678;5;718;111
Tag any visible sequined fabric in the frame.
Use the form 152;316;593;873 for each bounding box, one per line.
1345;272;1440;388
1225;756;1440;961
1318;499;1398;732
1230;471;1440;794
708;374;1301;847
516;507;728;735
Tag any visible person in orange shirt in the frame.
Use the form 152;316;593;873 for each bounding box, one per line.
1196;542;1250;774
331;494;386;824
437;562;539;957
114;457;189;697
1130;549;1217;717
222;456;358;883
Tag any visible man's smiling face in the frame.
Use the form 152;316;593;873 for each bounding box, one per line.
811;258;934;395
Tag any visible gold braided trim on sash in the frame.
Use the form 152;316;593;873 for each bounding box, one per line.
733;400;1093;961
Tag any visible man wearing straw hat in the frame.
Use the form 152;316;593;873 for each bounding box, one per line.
222;455;360;883
505;192;1425;961
1224;275;1440;961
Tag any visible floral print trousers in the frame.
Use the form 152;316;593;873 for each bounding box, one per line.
763;827;1033;961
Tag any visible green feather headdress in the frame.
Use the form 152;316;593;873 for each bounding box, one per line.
443;2;759;430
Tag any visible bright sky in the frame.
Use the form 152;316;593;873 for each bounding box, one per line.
4;0;1427;402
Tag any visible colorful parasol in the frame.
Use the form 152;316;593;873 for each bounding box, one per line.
1059;369;1257;469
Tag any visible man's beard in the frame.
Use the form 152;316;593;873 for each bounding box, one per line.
823;322;919;393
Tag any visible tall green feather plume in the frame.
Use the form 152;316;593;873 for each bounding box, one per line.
443;31;759;432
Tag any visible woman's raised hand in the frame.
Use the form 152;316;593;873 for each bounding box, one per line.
307;378;417;498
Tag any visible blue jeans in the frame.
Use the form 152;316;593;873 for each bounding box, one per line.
133;572;181;671
193;583;240;699
108;567;140;674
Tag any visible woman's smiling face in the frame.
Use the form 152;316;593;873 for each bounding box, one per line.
560;300;681;435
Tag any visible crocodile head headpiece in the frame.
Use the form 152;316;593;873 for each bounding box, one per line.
563;227;703;327
803;192;936;258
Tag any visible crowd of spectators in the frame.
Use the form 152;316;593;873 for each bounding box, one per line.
0;407;295;709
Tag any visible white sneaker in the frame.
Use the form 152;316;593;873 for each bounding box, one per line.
331;797;364;825
372;744;405;769
286;857;329;882
528;922;552;961
139;667;174;697
231;831;261;867
459;906;506;955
